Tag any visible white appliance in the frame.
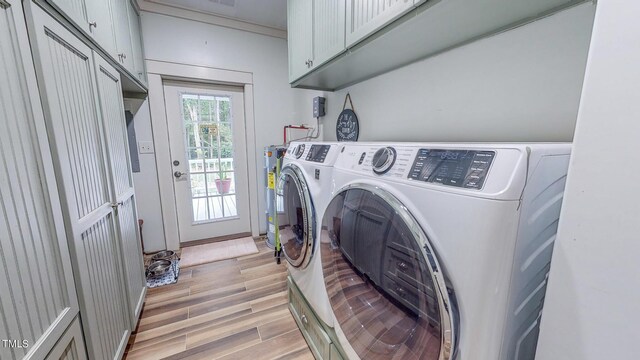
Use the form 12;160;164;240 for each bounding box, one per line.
277;141;343;326
319;142;571;360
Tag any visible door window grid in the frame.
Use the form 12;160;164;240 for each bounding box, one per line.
180;93;237;222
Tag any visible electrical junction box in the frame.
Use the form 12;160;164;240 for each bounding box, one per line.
313;96;326;118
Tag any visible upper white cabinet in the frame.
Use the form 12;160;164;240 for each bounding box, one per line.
127;1;147;85
291;0;586;90
313;0;346;70
112;0;134;71
86;0;116;57
46;0;147;89
287;0;313;82
288;0;346;82
46;0;88;30
345;0;415;47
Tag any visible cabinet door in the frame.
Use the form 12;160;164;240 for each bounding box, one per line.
45;317;87;360
312;0;346;70
46;0;88;32
0;2;80;360
127;2;147;85
86;0;117;57
25;4;131;360
111;0;134;71
94;54;146;329
287;0;313;82
345;0;415;47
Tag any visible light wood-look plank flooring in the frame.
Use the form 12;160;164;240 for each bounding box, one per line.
125;239;313;360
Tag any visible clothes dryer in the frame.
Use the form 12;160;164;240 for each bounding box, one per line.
277;141;343;326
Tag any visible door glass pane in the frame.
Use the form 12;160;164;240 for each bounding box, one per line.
321;189;445;360
223;196;238;217
181;92;238;221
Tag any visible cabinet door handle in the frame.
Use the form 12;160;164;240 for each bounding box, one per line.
304;60;310;67
0;0;11;9
309;59;313;67
110;201;124;208
300;314;308;326
89;21;97;30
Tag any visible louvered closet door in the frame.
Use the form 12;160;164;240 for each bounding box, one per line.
94;54;146;329
25;3;130;360
0;1;80;359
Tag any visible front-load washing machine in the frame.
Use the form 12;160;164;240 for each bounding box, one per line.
277;141;343;327
320;142;571;360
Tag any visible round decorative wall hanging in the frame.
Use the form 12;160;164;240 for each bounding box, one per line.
336;93;359;142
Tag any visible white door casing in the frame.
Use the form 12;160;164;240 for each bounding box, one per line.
146;61;260;251
163;82;251;242
25;3;131;359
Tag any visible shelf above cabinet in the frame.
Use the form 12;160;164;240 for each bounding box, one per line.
291;0;588;91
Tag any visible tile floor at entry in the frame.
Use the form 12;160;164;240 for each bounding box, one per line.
124;239;313;360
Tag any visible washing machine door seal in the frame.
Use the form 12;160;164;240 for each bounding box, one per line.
277;164;316;268
321;183;458;360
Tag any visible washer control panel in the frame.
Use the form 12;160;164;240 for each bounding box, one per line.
372;147;397;174
408;149;495;190
335;144;511;192
294;144;306;159
306;144;331;163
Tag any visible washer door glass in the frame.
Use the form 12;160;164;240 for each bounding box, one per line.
277;165;315;268
321;185;457;360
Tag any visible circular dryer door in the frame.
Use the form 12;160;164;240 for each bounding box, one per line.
321;184;457;360
276;164;315;268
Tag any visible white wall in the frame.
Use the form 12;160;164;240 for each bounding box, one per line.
536;1;640;359
322;3;596;142
133;9;319;249
125;99;166;253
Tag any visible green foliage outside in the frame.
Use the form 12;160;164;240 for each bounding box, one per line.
182;95;233;160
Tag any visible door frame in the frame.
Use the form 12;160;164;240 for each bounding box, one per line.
146;60;259;250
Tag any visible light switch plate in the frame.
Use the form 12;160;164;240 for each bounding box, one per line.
138;141;154;154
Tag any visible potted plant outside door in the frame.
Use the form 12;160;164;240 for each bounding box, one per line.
215;162;232;194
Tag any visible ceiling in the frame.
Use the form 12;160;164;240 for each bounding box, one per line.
148;0;288;30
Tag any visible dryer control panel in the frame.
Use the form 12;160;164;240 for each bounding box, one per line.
285;142;344;166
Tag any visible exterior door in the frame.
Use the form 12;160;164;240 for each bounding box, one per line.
0;1;79;359
164;82;251;243
94;54;146;329
26;3;130;360
321;184;457;360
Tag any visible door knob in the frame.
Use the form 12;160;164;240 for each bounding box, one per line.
174;171;186;178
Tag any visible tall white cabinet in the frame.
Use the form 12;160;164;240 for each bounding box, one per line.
0;1;84;359
26;4;132;359
24;1;147;358
94;54;147;329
